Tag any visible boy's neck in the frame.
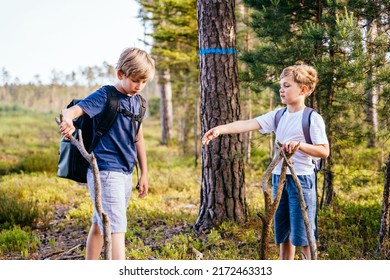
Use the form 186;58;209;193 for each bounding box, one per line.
286;104;306;113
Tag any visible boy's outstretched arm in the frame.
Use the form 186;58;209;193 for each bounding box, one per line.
202;119;261;145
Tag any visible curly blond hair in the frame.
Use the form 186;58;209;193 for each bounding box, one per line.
280;64;319;95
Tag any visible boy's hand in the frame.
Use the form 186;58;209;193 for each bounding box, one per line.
59;117;76;140
137;176;148;198
283;141;300;154
202;127;221;145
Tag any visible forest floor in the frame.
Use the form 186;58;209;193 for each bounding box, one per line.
1;206;87;260
1;204;194;260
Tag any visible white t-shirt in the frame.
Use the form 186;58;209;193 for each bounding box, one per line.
255;107;329;175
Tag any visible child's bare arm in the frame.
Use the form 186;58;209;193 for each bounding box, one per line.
135;125;148;198
59;105;84;139
283;141;329;158
202;119;261;145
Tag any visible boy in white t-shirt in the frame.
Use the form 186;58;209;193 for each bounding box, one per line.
202;64;329;260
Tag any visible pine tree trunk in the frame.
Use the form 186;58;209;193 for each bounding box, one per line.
195;0;246;232
194;98;200;168
378;155;390;256
365;19;379;148
322;15;337;206
159;68;173;145
239;2;253;164
323;136;334;206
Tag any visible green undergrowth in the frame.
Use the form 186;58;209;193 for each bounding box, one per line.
0;105;388;260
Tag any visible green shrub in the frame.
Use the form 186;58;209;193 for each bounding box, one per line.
16;149;58;173
0;192;39;229
0;226;40;258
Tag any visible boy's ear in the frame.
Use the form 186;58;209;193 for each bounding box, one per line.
300;85;308;95
117;70;124;80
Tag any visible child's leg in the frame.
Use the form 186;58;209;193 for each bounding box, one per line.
111;233;126;260
300;245;311;260
86;223;103;260
279;241;295;260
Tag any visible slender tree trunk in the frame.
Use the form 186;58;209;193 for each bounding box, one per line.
378;155;390;256
239;2;253;164
195;0;246;232
365;19;379;148
322;11;337;206
309;0;323;110
159;69;173;145
194;97;200;168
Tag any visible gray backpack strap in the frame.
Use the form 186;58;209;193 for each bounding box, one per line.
302;107;314;144
274;107;287;130
275;106;314;144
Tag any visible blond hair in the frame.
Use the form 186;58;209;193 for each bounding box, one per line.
116;48;155;80
280;64;319;95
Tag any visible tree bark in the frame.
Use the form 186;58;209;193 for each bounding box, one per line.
159;68;173;145
258;148;284;260
378;155;390;256
195;0;246;232
284;151;317;260
365;19;379;148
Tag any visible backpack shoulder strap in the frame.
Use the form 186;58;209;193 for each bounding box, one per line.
274;106;315;144
133;94;147;136
274;107;287;130
136;95;147;121
88;86;119;153
302;107;314;144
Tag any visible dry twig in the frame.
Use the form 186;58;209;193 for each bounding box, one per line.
258;141;316;260
55;117;112;260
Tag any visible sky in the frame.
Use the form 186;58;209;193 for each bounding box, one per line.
0;0;147;84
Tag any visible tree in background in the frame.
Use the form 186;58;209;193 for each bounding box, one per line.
138;0;199;149
139;0;173;145
196;0;246;232
378;155;390;257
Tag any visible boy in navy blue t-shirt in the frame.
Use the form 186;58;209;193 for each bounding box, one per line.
59;47;155;260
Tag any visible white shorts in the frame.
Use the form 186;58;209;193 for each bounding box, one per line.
87;169;132;233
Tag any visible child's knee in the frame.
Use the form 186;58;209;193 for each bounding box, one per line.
91;223;102;235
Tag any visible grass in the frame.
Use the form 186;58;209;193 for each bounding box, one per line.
0;104;388;259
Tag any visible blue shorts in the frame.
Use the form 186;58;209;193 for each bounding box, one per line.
272;173;317;246
87;169;132;233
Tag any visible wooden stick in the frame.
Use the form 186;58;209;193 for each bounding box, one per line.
258;144;294;259
279;141;317;260
259;141;315;260
55;117;112;260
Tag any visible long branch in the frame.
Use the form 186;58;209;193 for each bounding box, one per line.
55;117;112;260
281;147;317;260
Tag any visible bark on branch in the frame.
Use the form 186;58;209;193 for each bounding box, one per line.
281;146;317;260
55;117;112;260
259;141;317;260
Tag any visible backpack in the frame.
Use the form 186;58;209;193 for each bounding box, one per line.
57;86;147;183
274;106;323;172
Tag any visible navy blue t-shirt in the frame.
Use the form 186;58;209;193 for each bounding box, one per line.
77;85;145;174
